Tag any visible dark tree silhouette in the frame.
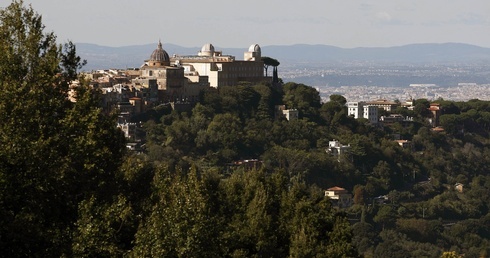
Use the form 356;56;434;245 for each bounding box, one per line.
261;56;280;77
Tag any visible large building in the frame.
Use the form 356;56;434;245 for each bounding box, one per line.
347;102;363;119
365;99;399;112
90;40;268;117
170;43;266;87
132;40;210;102
347;101;379;124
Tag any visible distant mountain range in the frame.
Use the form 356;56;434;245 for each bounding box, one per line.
75;42;490;71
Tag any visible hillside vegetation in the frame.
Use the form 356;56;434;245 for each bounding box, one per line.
140;82;490;257
1;1;489;257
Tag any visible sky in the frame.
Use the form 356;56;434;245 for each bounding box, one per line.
3;0;490;48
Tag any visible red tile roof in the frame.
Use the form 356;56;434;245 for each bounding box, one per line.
327;186;346;191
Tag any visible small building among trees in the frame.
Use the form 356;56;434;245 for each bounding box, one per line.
325;186;353;208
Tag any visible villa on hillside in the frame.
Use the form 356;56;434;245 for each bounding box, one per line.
275;105;299;121
325;186;352;208
326;140;350;157
395;139;412;149
347;101;379;124
428;103;442;127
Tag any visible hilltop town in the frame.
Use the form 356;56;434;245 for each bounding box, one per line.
76;41;470;149
75;41;270;115
72;41;285;147
4;1;490;257
76;41;490;123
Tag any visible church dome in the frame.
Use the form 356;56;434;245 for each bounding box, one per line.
149;40;170;62
248;44;261;53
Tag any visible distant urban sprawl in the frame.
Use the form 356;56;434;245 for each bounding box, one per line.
280;62;490;102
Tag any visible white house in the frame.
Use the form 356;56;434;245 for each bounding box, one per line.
326;140;350;157
347;101;378;124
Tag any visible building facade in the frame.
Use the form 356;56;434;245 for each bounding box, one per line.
347;101;379;124
347;102;364;119
275;105;299;121
325;186;352;208
365;99;399;112
133;40;210;103
170;43;265;87
326;140;351;156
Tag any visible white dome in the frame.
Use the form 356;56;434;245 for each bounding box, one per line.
200;43;215;55
248;44;261;53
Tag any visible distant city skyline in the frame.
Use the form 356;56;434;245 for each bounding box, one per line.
3;0;489;48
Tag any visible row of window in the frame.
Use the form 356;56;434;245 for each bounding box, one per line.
221;66;262;72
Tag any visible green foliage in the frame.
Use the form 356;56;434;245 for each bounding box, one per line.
196;113;244;162
219;85;261;119
4;2;490;257
440;251;462;258
128;167;357;257
73;195;134;257
283;82;322;121
262;145;318;178
0;1;125;256
373;229;441;258
374;205;396;230
131;166;223;257
325;217;358;257
396;218;443;243
351;222;377;255
261;56;280;77
243;119;274;156
321;94;349;127
413;98;432;118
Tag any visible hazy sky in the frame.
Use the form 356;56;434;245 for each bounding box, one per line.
3;0;490;48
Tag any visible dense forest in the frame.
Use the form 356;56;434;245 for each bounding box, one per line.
1;1;489;257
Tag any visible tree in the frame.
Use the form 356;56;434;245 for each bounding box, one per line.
353;185;366;205
321;94;348;126
262;146;310;177
413;98;431;118
373;206;396;230
262;56;280;77
253;83;279;120
131;166;223;257
282;82;322;121
351;222;377;255
440;251;462;258
326;217;358;257
72;195;134;257
0;1;125;256
372;160;392;190
329;94;347;106
219;85;261;119
196;113;244;162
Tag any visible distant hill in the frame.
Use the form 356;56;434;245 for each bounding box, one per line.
76;42;490;71
262;43;490;63
76;43;199;71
